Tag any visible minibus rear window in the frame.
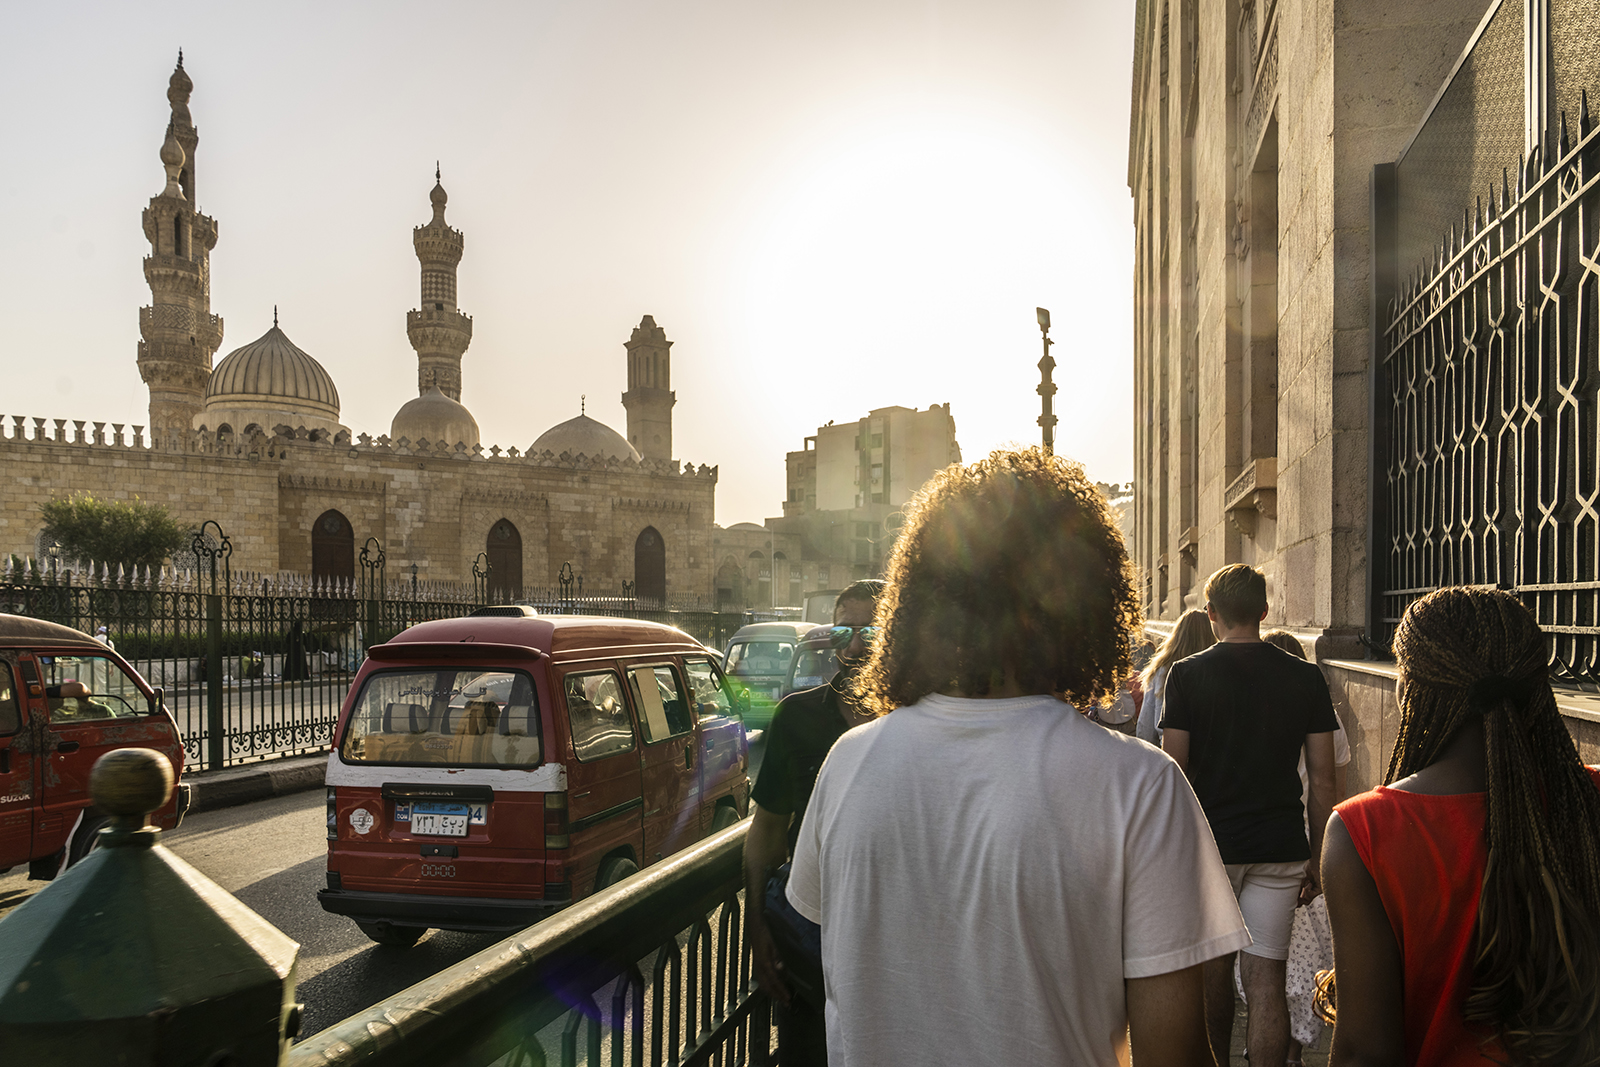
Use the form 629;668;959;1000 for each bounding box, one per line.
725;640;795;677
340;668;542;767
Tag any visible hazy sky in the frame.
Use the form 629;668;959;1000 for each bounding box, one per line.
3;1;1136;526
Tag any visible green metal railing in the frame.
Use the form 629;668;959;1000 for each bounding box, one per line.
287;824;772;1066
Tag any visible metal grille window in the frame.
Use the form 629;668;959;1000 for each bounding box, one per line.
1376;1;1600;680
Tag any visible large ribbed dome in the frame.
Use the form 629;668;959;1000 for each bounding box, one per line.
197;322;346;437
532;414;641;462
205;325;340;415
391;385;480;449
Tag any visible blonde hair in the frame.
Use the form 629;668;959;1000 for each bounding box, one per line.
1261;629;1307;661
1141;608;1215;688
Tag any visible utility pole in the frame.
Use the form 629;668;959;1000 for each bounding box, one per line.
1036;307;1057;455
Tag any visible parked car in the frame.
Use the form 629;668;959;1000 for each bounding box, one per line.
721;621;815;732
785;624;840;696
318;614;750;947
0;614;190;880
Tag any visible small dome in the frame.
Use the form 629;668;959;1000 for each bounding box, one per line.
392;385;479;449
430;181;447;208
532;414;641;462
206;324;340;415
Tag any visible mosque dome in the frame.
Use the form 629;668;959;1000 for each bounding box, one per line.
532;414;641;462
391;385;480;449
197;321;346;437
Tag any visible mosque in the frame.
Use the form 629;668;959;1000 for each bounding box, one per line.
0;56;718;604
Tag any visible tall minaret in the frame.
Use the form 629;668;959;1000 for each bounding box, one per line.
137;53;222;444
405;167;473;401
622;315;675;462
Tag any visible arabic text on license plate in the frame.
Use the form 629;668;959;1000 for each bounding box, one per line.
411;801;470;837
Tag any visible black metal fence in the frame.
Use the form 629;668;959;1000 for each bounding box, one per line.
1374;0;1600;681
284;823;773;1066
1;526;759;771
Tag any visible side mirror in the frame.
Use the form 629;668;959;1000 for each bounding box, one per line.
149;686;165;717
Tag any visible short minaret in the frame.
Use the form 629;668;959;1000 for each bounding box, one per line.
622;315;675;462
137;53;222;445
406;167;473;402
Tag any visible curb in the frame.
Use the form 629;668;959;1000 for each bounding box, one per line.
185;752;329;815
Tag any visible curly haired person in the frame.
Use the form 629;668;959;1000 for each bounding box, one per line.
785;449;1249;1066
1323;588;1600;1066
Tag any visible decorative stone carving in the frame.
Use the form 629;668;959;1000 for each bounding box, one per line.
1224;458;1277;537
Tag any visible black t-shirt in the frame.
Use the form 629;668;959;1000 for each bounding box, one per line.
1161;641;1339;864
750;679;849;857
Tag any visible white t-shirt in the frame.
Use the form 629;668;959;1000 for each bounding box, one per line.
787;693;1251;1066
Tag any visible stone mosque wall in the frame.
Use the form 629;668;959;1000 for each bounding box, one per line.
1;421;717;603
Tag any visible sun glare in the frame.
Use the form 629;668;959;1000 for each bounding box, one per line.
725;104;1127;479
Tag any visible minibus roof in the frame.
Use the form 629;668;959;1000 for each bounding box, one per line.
377;614;706;661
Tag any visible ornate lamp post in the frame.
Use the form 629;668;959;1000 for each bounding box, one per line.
1036;307;1057;456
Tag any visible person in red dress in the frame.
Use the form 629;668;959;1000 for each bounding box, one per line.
1322;587;1600;1066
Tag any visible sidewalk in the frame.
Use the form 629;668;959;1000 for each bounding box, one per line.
1225;997;1330;1066
185;751;329;814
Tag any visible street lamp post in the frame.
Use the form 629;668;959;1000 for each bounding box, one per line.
1036;307;1057;456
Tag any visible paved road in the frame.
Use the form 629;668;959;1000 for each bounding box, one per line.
1;734;770;1042
0;789;510;1036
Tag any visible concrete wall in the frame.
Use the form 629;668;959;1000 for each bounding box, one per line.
1324;660;1600;795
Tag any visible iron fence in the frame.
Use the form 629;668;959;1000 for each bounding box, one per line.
1;528;759;770
1375;1;1600;681
284;823;775;1067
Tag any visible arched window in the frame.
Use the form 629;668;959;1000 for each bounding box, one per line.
716;558;744;609
311;510;354;585
487;519;523;602
635;527;666;604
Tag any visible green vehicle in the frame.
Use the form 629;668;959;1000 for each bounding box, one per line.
721;622;814;732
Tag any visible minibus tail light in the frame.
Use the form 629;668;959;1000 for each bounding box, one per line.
544;791;570;849
326;787;337;840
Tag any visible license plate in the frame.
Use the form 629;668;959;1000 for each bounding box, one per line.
410;802;470;837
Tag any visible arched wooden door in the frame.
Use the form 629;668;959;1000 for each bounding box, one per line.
487;519;523;602
635;527;666;604
311;510;354;585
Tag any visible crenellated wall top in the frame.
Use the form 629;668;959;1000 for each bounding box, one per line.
0;414;718;482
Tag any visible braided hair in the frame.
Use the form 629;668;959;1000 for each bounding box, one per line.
1390;587;1600;1064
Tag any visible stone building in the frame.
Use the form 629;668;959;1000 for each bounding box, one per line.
1130;0;1600;782
710;404;962;609
1;57;718;605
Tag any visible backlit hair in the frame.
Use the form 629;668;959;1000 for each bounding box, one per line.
854;448;1140;714
1204;564;1266;628
1261;628;1307;661
1390;587;1600;1064
1141;608;1215;689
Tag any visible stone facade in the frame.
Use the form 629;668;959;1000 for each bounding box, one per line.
1128;0;1485;639
0;423;717;600
1128;1;1600;793
2;56;718;605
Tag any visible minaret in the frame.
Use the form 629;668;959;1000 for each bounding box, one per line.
405;167;473;401
137;53;222;445
622;315;675;462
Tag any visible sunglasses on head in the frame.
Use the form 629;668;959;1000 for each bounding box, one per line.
828;625;880;649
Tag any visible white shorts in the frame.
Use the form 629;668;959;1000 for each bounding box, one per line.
1225;861;1306;960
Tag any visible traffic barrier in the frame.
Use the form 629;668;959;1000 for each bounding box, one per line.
286;821;771;1066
